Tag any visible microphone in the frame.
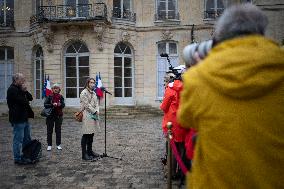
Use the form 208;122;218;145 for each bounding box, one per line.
101;87;112;95
160;53;169;58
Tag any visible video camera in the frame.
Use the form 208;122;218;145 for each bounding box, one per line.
160;53;185;81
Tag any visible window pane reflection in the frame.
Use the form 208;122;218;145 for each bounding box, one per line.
115;88;122;97
66;78;77;87
114;57;122;67
124;88;132;97
79;56;89;66
66;88;77;98
124;57;131;67
114;67;122;77
124;68;132;77
124;78;132;87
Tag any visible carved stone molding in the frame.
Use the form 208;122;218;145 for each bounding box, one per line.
121;31;130;42
161;30;173;40
93;23;106;39
64;25;83;40
0;38;7;46
42;26;54;52
31;32;39;46
47;0;53;6
93;23;107;51
210;28;215;36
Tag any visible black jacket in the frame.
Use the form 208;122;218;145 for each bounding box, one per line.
7;84;34;123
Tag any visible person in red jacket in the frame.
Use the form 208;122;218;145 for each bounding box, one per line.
160;72;187;179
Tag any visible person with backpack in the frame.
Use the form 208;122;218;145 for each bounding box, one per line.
44;83;65;151
7;73;34;165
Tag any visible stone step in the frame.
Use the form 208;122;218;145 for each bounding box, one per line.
0;105;163;118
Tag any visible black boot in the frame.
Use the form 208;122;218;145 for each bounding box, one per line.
82;153;93;161
87;134;100;158
81;135;92;161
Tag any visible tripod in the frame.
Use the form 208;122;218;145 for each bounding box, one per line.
100;90;122;160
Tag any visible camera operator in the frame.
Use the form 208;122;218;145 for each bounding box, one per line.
178;3;284;189
160;67;187;180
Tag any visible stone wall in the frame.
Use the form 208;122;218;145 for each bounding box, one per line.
1;0;283;109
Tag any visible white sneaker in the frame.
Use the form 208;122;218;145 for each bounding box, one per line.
47;146;52;151
57;145;62;150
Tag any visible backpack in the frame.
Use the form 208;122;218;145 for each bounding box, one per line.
22;139;42;163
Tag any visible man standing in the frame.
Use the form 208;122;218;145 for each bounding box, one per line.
7;73;34;165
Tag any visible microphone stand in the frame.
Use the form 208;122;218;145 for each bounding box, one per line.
100;90;122;160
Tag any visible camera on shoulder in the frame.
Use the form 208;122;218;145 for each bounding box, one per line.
182;40;213;66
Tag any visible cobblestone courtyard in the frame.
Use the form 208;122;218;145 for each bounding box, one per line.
0;115;181;189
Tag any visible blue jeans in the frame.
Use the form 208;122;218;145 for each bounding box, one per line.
12;122;31;161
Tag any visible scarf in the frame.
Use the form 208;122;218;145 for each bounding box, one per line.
52;93;62;116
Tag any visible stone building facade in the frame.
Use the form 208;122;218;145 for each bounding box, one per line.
0;0;283;108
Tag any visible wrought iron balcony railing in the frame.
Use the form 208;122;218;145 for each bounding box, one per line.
30;3;107;26
112;8;136;22
204;9;224;19
0;10;14;28
155;12;180;21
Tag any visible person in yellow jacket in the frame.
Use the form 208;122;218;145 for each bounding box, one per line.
178;4;284;189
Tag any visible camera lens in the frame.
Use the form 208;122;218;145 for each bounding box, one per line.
197;40;213;59
182;43;198;66
182;40;213;66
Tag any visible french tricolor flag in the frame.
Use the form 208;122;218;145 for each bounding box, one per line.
43;75;52;97
95;73;103;99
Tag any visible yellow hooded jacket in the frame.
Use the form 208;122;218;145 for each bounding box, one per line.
178;35;284;189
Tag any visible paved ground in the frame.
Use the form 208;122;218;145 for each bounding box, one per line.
0;116;185;189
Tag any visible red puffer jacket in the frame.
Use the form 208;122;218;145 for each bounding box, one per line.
184;128;197;160
160;80;187;142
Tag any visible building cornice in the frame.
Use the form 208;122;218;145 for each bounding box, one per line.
110;24;214;32
0;24;214;39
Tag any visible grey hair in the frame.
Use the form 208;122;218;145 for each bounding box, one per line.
214;3;268;43
12;73;24;83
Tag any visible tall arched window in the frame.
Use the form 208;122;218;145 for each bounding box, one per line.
0;46;14;100
204;0;224;19
114;42;134;105
65;41;89;103
34;47;44;99
0;0;14;27
157;41;178;98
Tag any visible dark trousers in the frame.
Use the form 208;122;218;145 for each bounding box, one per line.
165;141;188;177
46;116;63;146
173;142;187;176
81;133;94;156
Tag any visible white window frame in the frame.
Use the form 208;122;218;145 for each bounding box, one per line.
34;0;43;15
64;42;90;106
113;43;134;105
204;0;225;19
156;41;178;100
0;46;14;102
0;0;14;27
64;0;89;18
33;47;44;100
115;0;132;14
156;0;178;20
